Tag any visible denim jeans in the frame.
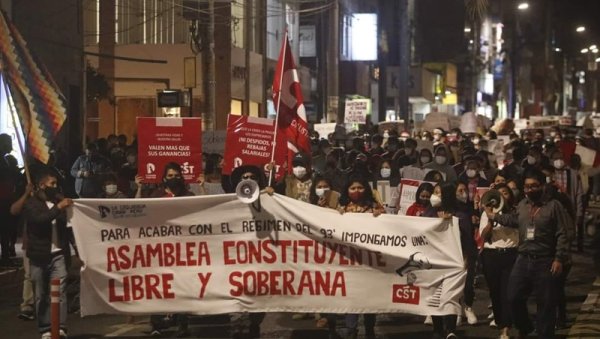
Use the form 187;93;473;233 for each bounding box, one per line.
508;254;559;338
30;254;68;333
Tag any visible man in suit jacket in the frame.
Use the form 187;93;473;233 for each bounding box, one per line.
24;169;73;339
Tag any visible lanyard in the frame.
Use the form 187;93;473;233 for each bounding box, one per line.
529;205;541;226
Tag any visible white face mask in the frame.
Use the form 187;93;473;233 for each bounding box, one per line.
380;168;391;178
473;138;480;145
435;156;446;165
527;155;537;165
554;159;565;169
466;169;477;178
457;192;468;203
105;184;117;195
550;132;557;138
293;166;307;178
422;136;429;141
315;187;329;197
430;194;442;207
433;135;441;141
421;156;431;164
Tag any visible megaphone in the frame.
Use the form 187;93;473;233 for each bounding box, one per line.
481;189;504;213
236;179;259;204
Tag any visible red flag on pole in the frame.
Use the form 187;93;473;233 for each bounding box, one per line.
271;32;310;170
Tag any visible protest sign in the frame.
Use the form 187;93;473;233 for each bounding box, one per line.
71;194;465;316
137;117;202;183
397;179;433;215
344;99;370;124
222;115;286;179
313;123;336;140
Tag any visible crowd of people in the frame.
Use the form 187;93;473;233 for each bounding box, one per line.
1;121;600;339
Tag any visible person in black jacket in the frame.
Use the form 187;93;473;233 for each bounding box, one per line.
24;169;73;339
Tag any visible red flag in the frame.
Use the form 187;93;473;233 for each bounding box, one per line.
272;32;310;168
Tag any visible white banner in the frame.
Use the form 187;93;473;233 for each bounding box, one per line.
70;194;465;316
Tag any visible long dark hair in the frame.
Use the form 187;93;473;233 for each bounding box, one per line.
309;175;333;205
339;175;376;207
439;182;457;213
415;182;434;205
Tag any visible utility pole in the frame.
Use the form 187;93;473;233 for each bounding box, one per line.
243;0;251;115
328;0;340;122
207;0;216;129
398;0;410;123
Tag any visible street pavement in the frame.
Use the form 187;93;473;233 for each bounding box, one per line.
1;243;598;339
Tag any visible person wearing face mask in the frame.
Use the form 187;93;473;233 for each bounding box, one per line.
551;151;584;231
140;162;195;336
478;184;519;338
23;169;73;339
422;182;468;338
399;149;433;181
425;145;457;183
98;174;127;199
221;165;267;339
484;168;571;339
521;146;548;171
274;152;313;202
312;139;333;175
307;176;340;333
338;176;384;339
477;150;498;182
405;182;433;216
375;159;399;187
70;142;112;198
382;136;402;162
455;182;479;326
459;157;490;202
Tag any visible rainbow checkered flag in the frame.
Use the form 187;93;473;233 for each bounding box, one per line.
0;10;67;164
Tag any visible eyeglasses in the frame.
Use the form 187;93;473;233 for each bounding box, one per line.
523;184;541;191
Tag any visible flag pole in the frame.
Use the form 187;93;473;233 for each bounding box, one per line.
2;75;32;184
268;30;288;187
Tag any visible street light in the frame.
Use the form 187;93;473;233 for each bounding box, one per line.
576;26;586;33
590;45;597;50
596;57;600;63
581;48;589;54
464;27;472;33
517;2;529;10
555;47;562;52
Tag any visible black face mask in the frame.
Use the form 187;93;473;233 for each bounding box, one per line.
165;177;186;195
43;186;60;201
526;190;543;203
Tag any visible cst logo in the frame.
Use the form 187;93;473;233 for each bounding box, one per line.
392;284;420;305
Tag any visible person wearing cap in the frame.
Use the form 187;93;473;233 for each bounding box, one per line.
274;152;313;202
425;145;457;183
432;128;447;146
226;165;267;339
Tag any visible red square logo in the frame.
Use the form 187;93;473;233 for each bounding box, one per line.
392;284;420;304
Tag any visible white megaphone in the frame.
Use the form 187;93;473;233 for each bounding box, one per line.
235;179;260;204
481;189;505;213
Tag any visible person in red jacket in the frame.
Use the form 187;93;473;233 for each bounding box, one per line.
406;182;434;216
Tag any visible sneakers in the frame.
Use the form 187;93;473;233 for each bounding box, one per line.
464;307;477;325
424;315;433;325
490;319;497;328
446;333;458;339
487;312;494;320
151;329;163;337
18;310;35;321
41;330;67;339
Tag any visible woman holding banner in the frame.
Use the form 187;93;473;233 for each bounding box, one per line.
338;175;384;339
422;182;469;339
